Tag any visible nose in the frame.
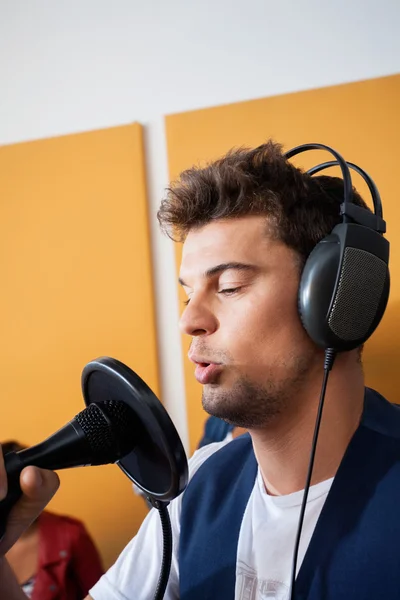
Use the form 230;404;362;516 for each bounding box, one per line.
179;297;218;337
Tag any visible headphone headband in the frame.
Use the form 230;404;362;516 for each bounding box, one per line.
307;160;386;233
284;143;386;234
284;143;353;206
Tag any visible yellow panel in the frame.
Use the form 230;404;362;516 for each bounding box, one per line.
166;74;400;454
0;124;158;568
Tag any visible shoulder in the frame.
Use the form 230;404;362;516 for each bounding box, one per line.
39;511;90;542
188;433;252;478
188;438;232;474
363;388;400;440
183;434;255;502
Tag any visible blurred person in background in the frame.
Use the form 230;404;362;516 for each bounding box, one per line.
198;415;247;447
2;441;104;600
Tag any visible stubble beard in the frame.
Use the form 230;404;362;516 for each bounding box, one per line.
201;357;312;429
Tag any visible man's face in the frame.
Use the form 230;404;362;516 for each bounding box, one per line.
178;215;321;429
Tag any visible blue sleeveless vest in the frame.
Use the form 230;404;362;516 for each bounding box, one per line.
179;388;400;599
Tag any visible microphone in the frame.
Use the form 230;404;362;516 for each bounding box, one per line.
0;400;140;538
0;357;189;541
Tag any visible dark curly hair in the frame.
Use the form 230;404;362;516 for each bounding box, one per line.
158;140;369;266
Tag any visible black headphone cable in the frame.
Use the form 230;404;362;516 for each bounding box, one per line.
288;347;336;600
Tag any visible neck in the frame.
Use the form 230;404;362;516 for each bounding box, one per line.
250;353;365;496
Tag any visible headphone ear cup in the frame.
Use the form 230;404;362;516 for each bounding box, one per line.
298;235;342;349
299;225;390;352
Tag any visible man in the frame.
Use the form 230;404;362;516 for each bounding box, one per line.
0;140;398;600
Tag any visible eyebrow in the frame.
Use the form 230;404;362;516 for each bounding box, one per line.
178;262;259;287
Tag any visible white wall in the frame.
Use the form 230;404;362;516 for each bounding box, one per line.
1;0;399;449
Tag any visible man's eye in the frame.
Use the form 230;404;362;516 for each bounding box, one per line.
183;298;190;306
218;287;241;296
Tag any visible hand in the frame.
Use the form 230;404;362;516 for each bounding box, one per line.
0;445;59;555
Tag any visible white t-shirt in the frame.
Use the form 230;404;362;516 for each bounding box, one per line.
90;440;333;600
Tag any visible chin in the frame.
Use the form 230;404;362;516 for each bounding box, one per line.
202;376;288;429
202;391;243;426
202;390;225;413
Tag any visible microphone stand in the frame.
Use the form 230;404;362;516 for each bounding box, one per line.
148;498;173;600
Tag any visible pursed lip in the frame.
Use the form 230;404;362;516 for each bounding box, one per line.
188;352;222;367
188;353;223;384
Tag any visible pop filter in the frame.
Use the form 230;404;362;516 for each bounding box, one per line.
81;357;188;503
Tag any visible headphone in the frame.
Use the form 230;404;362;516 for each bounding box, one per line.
284;143;390;352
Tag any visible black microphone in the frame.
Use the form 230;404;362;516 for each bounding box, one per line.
0;399;140;539
0;356;189;543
